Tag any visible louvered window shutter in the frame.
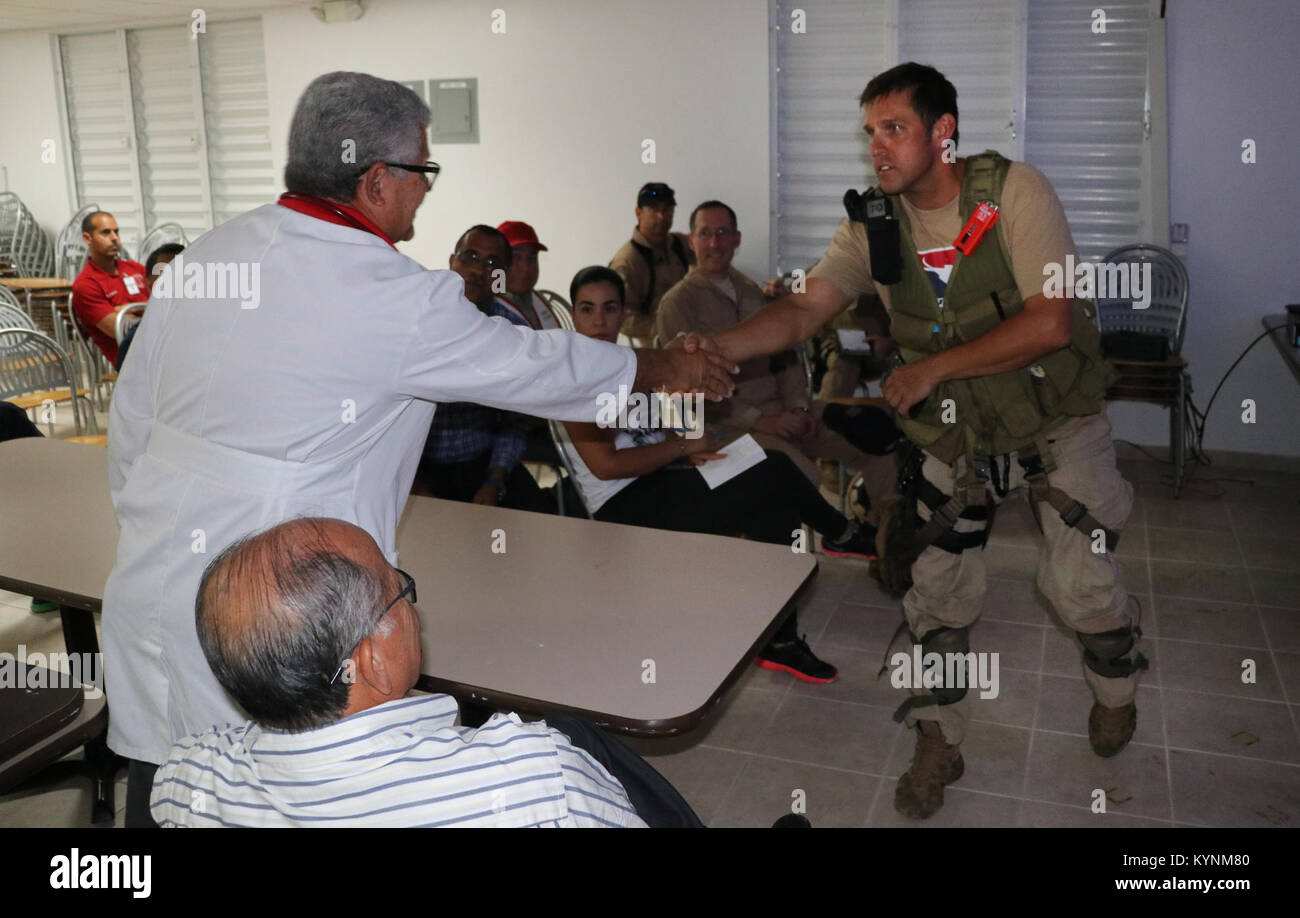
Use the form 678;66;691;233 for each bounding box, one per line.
61;31;146;253
198;19;277;227
772;0;891;276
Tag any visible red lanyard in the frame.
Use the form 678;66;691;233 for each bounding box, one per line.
277;192;396;248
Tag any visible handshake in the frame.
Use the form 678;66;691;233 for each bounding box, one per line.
632;332;739;402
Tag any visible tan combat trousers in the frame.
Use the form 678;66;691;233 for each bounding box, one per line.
902;408;1138;745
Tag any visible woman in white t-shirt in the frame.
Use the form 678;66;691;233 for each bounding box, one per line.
561;267;878;685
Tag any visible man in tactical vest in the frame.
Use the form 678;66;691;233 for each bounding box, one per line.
683;63;1145;819
609;182;695;345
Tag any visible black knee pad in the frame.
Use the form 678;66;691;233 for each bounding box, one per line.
918;626;972;706
1078;626;1148;679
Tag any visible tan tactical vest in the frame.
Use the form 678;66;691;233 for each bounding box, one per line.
885;152;1117;465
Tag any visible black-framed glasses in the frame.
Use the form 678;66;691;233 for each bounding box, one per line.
453;248;507;270
360;160;441;189
330;568;417;685
383;568;417;615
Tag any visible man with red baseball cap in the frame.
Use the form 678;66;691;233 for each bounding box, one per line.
496;220;565;330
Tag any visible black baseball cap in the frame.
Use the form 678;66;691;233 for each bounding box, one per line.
637;182;677;207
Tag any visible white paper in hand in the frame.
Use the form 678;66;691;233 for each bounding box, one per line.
696;434;767;489
836;328;873;355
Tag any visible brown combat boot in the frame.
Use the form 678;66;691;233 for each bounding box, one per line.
1089;702;1137;757
894;721;964;819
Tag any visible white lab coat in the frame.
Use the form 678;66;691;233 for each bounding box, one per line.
103;204;636;765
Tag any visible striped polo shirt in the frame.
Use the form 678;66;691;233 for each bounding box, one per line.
149;694;646;827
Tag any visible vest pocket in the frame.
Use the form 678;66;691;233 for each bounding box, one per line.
1031;347;1083;417
888;311;939;350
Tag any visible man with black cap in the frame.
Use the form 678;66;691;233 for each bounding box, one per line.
497;220;565;331
609;182;695;345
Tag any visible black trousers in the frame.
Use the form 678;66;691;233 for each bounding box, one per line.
0;401;42;441
544;713;703;828
417;451;552;514
596;449;850;643
125;759;160;828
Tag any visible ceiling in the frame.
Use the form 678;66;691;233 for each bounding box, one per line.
0;0;314;33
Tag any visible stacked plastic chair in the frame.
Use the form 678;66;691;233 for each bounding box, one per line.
0;192;55;278
139;222;188;264
55;203;101;281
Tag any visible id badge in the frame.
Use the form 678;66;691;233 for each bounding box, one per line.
123;275;141;295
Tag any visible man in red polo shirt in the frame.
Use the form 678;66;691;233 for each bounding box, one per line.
71;211;149;364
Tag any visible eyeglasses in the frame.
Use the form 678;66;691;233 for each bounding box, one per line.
693;227;736;240
454;248;507;270
360;160;441;189
329;568;417;685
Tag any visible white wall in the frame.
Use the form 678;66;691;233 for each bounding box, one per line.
262;0;773;293
0;31;74;246
1104;0;1300;459
1;0;772;292
7;0;1298;460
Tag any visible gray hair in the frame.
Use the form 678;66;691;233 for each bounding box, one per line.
283;71;430;203
195;518;386;731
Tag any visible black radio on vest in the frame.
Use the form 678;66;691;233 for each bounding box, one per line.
844;187;902;285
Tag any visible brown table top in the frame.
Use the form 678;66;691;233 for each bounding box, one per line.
0;438;817;735
0;278;74;290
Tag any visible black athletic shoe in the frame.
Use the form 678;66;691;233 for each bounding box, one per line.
772;814;812;828
821;521;879;561
756;635;838;684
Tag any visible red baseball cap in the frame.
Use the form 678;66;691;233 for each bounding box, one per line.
497;220;548;251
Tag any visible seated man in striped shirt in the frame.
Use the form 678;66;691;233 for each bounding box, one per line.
150;517;699;827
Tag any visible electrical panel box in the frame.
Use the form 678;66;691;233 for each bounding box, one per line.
428;78;478;144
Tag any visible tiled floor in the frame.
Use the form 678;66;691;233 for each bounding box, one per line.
2;432;1298;827
618;454;1300;828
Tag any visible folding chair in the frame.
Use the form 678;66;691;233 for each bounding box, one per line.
547;418;594;519
536;289;574;331
0;328;98;436
1096;244;1191;495
139;222;188;265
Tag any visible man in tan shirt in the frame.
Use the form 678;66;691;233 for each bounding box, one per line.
655;201;900;515
677;63;1142;822
609;182;694;345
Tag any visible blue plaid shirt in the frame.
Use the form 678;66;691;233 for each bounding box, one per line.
422;300;533;471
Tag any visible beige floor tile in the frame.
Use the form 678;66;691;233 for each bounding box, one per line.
1017;799;1171;827
1148;525;1243;565
1249;568;1300;610
1151;559;1253;604
1168;748;1300;827
1153;595;1266;647
1163;688;1299;764
1025;731;1172;820
751;695;899;774
1158;638;1284;701
1261;607;1300;653
711;756;879;828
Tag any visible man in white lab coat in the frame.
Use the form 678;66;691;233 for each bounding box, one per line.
103;71;735;825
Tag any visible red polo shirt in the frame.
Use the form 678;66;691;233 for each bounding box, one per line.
72;257;149;364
